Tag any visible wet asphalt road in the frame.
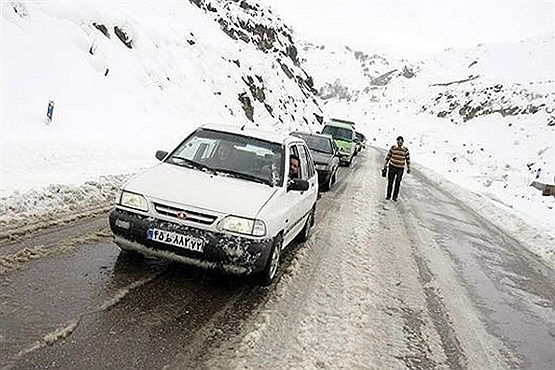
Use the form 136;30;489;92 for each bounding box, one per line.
402;174;555;370
1;225;273;369
1;149;554;370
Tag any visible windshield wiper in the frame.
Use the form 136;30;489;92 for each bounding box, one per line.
217;169;273;187
168;156;217;175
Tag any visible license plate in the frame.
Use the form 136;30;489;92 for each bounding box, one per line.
146;228;204;253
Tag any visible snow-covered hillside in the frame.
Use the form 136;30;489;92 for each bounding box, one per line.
1;0;321;196
299;41;409;100
1;0;327;231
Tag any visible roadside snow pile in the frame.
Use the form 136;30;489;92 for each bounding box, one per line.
0;174;129;240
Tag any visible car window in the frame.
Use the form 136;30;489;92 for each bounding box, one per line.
322;126;353;142
175;137;215;160
299;144;315;178
316;138;333;153
296;144;309;180
288;145;301;180
296;134;333;154
168;129;285;187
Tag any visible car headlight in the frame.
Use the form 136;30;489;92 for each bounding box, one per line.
339;147;348;153
119;191;149;212
222;216;266;237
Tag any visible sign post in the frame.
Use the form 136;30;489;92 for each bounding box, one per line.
46;100;55;124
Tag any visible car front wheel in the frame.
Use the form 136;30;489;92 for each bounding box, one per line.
258;233;282;286
297;204;316;243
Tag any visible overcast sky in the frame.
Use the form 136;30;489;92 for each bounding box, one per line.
262;0;554;58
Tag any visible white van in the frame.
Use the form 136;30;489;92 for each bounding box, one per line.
109;124;318;285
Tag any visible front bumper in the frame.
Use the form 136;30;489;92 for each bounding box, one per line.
109;208;273;275
339;153;353;163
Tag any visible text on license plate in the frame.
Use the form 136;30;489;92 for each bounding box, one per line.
146;228;204;252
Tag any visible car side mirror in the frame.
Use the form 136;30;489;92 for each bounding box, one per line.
155;150;168;161
288;178;309;192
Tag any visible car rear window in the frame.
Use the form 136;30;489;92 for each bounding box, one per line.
295;134;333;154
322;126;353;142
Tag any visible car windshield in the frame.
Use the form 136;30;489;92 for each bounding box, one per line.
295;134;333;154
167;129;285;187
321;126;353;142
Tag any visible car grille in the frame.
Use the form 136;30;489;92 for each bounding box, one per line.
153;203;217;225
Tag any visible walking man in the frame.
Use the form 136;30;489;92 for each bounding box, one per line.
384;136;411;201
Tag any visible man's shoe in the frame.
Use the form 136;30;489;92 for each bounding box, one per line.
386;197;390;200
392;198;398;202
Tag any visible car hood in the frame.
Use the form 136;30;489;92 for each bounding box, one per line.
124;163;278;217
312;151;333;165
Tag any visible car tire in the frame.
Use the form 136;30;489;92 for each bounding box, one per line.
323;173;333;191
297;204;316;243
258;233;282;286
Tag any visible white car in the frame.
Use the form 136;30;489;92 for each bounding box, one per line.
109;124;318;285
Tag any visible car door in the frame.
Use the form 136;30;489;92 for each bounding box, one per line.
282;145;304;245
330;139;340;172
297;143;318;219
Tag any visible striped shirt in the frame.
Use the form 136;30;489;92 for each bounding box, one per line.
386;145;410;169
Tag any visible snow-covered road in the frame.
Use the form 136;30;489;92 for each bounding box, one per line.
1;149;553;370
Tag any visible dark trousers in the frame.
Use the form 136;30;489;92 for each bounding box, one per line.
387;165;404;200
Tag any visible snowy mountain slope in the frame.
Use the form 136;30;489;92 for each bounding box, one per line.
303;35;554;190
1;1;322;194
383;36;555;189
414;35;554;125
187;0;321;123
1;0;323;231
417;35;554;83
299;41;408;101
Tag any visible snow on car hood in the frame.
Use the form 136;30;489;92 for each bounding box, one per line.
124;163;277;217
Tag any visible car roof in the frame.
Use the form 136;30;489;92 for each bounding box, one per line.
330;118;356;125
323;121;355;130
291;131;333;141
200;123;300;145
